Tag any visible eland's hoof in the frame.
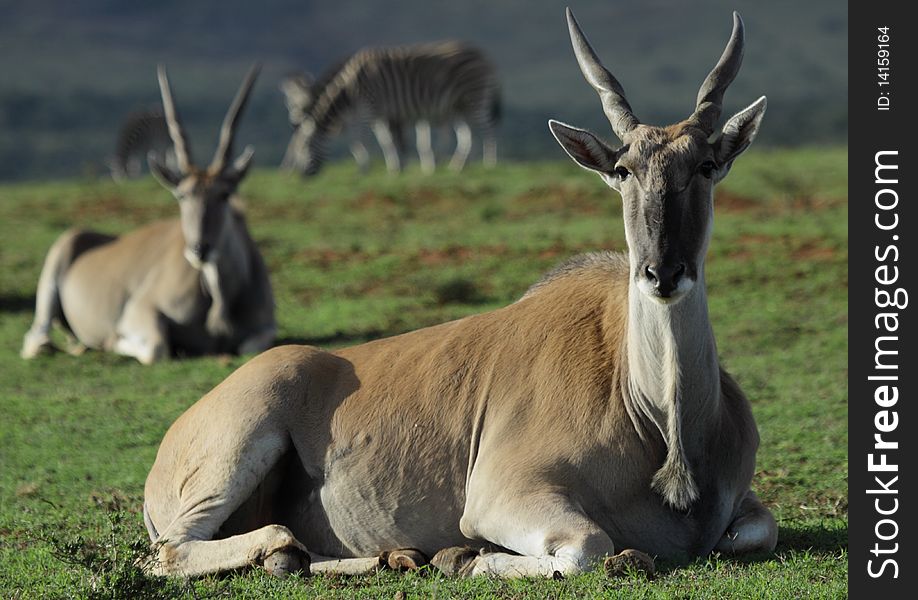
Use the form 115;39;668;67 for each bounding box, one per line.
380;548;428;571
603;548;655;578
66;341;88;356
430;546;479;576
21;332;55;359
264;546;310;578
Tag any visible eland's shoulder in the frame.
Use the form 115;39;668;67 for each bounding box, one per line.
523;251;629;300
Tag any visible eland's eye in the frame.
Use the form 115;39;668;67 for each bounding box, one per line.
698;160;717;179
614;166;631;180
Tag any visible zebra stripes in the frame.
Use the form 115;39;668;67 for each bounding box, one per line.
282;41;500;175
108;109;175;181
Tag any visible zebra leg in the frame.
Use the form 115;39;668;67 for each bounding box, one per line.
350;141;371;173
416;120;435;174
106;157;126;183
127;156;142;178
482;128;497;168
391;120;408;157
449;121;473;172
281;127;308;171
371;120;402;173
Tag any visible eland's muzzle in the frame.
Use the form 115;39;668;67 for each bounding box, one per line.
191;242;212;262
643;262;687;298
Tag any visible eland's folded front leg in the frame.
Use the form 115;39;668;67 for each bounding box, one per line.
149;524;308;577
457;487;618;578
111;300;168;364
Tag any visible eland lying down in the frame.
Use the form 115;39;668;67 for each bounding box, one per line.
142;11;776;578
22;65;275;364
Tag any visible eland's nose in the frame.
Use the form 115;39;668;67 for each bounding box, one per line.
192;242;212;261
644;263;686;297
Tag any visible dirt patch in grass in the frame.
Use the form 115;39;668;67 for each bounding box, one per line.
787;196;843;211
412;243;603;268
721;233;839;265
10;194;173;227
295;244;523;270
350;190;401;210
417;245;475;266
791;241;838;262
722;233;776;261
717;190;846;214
407;185;449;207
716;191;761;213
294;242;619;274
68;195;173;224
295;247;374;269
508;183;606;217
415;244;515;266
349;186;463;212
538;240;577;260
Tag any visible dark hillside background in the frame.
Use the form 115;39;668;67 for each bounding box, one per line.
0;0;846;181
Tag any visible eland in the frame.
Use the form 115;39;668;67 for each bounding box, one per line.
141;10;776;578
21;65;275;364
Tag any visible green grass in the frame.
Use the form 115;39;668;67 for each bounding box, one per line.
0;148;847;598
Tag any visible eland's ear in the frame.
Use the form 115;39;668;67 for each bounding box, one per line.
223;145;255;184
711;96;766;182
549;120;618;175
148;152;182;189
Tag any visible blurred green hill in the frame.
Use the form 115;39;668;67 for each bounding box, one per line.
0;0;846;181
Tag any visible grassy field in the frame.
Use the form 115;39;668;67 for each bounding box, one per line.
0;149;847;598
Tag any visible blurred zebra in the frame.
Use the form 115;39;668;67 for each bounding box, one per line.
108;109;175;181
281;72;411;174
281;41;500;176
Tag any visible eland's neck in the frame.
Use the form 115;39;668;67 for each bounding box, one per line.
200;208;252;336
626;271;720;420
623;269;721;508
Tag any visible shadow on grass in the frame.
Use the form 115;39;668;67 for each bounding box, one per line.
776;519;847;555
277;329;389;348
0;293;35;314
648;519;847;577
